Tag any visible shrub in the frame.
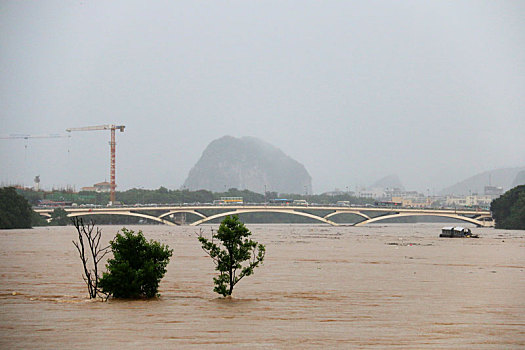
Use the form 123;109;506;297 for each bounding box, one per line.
98;228;173;298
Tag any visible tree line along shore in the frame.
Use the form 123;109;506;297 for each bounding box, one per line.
1;186;524;229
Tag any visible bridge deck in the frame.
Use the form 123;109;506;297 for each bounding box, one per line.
34;205;493;227
34;204;489;214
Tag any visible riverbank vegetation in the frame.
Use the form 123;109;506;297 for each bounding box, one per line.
490;185;525;229
0;187;45;229
17;186;374;207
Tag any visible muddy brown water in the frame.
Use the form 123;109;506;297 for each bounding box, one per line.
0;224;524;349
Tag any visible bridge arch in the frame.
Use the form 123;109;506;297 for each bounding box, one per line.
324;211;371;220
189;209;339;226
158;210;207;220
354;212;486;227
67;211;178;226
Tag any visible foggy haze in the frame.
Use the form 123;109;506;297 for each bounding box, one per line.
1;1;524;194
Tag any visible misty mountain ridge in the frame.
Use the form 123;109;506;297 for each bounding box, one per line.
440;167;525;196
363;168;525;196
369;174;405;191
512;170;525;188
183;136;312;194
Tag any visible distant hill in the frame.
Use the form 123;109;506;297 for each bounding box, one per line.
511;170;525;187
183;136;312;194
440;167;525;195
369;174;404;190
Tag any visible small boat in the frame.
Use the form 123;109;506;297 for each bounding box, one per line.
440;226;479;238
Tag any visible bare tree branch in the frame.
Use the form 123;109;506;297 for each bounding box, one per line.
72;217;110;300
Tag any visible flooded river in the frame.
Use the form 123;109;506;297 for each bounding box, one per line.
1;223;524;349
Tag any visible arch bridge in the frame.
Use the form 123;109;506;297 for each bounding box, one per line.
34;205;494;227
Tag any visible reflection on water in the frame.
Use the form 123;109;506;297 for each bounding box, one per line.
1;224;524;349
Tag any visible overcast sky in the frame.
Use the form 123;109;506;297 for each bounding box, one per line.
1;1;524;194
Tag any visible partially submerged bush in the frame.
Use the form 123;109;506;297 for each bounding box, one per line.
98;228;173;299
198;215;265;297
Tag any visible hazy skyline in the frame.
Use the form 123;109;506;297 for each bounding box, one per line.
1;1;524;194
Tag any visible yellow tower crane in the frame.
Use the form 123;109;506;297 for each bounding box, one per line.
66;125;125;204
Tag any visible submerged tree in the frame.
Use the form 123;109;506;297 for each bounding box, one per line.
198;215;265;297
98;228;173;299
72;217;110;299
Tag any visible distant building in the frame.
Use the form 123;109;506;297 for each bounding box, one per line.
81;181;111;193
358;188;384;199
391;196;431;208
445;195;493;208
384;188;416;198
324;189;356;197
484;186;503;196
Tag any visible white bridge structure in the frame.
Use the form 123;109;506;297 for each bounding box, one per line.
34;204;494;227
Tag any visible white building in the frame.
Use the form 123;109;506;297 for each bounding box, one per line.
81;181;111;193
445;194;493;208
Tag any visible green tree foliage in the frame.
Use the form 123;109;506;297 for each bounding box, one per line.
0;187;33;229
18;186;373;207
31;211;48;226
198;215;265;297
98;228;173;298
50;208;69;226
491;185;525;229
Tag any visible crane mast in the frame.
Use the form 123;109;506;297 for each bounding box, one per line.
66;124;125;204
